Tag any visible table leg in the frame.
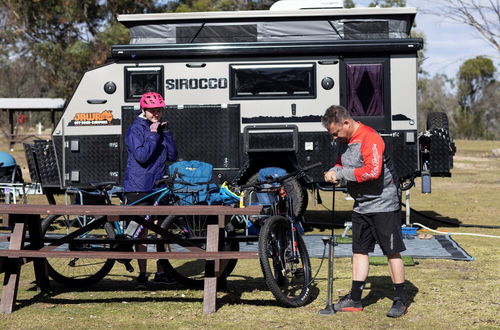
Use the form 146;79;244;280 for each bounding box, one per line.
203;224;219;314
0;221;25;314
26;215;50;292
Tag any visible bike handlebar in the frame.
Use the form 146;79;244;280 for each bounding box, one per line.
240;162;323;189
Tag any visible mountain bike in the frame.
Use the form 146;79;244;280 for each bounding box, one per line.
240;162;321;307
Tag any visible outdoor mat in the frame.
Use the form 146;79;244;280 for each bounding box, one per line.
0;233;473;261
238;234;474;261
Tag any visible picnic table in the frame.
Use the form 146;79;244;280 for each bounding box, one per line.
0;204;262;314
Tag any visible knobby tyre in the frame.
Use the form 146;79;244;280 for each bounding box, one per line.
156;214;239;288
258;215;312;307
41;214;116;287
244;172;306;218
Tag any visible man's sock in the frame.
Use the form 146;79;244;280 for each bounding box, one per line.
351;280;365;301
393;282;406;301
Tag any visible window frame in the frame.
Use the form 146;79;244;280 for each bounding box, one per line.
124;66;164;103
229;62;316;100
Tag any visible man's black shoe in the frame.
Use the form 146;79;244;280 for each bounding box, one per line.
387;298;408;318
152;272;176;284
135;272;149;289
333;293;363;312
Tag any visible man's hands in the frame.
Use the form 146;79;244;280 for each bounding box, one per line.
324;170;338;184
150;121;168;133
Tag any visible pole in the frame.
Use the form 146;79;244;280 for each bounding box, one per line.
318;186;336;316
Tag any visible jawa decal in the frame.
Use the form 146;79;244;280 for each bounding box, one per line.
68;110;121;126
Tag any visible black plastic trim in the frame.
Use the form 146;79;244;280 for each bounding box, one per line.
111;39;423;60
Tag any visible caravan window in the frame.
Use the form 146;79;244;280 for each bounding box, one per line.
340;58;390;131
125;66;164;102
345;63;384;116
230;63;316;99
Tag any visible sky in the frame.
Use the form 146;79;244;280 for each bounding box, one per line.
357;0;499;79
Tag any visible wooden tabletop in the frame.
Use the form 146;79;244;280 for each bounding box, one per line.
0;204;262;216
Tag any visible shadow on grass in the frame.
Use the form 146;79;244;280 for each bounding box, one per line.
18;272;320;310
362;276;418;308
304;209;461;230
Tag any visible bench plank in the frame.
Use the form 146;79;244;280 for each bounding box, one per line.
0;250;258;259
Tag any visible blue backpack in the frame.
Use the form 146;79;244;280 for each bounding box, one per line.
168;160;218;205
246;167;286;206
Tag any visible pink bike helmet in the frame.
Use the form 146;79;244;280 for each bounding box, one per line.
140;92;165;109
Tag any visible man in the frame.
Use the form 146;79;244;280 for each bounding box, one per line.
124;91;178;288
322;105;407;318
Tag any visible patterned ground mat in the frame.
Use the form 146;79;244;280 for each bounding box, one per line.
238;234;474;261
0;233;473;261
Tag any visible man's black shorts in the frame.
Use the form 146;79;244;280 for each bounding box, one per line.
351;210;406;255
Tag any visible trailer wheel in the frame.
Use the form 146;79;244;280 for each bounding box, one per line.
427;112;449;131
245;172;306;217
426;112;455;171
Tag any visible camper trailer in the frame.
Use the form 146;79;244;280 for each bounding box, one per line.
29;3;454;208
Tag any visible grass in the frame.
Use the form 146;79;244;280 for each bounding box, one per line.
1;140;500;329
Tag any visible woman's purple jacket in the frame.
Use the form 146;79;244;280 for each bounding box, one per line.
123;116;178;192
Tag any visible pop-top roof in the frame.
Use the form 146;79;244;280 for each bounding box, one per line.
118;7;417;45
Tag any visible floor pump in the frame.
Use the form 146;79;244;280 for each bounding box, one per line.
318;186;337;316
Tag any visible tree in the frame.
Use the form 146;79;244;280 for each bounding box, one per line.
344;0;356;8
0;1;165;98
454;56;497;139
422;0;500;53
418;74;458;132
167;0;274;12
368;0;406;7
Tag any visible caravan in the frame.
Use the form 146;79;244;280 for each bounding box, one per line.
33;3;454;211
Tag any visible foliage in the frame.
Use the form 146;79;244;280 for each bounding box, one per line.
344;0;356;8
368;0;406;7
418;74;458;132
0;0;165;98
454;56;497;139
167;0;273;12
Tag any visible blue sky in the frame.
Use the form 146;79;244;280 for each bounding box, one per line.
409;0;498;80
356;0;499;79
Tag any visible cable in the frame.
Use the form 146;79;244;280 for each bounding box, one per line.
412;222;500;239
402;203;500;229
307;242;328;287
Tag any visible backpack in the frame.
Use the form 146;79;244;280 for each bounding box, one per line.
168;160;218;205
247;167;287;206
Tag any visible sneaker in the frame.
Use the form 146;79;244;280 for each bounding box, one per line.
135;273;149;289
387;298;408;318
333;293;363;312
152;272;176;284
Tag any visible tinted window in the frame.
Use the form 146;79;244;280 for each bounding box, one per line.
346;63;384;116
125;66;163;102
230;63;315;99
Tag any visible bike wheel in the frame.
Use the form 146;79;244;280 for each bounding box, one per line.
258;215;312;307
41;214;116;287
156;214;239;288
244;172;306;217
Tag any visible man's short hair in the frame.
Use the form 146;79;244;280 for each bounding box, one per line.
321;105;353;127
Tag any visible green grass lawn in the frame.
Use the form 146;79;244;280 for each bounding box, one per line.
1;140;500;329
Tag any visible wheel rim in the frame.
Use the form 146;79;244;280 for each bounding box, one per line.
42;215;115;286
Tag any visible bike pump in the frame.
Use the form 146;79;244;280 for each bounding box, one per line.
318;185;336;316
